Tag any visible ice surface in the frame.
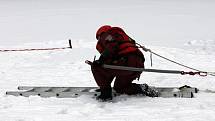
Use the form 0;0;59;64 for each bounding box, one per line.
1;0;215;121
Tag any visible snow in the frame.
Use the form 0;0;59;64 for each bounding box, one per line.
1;0;215;121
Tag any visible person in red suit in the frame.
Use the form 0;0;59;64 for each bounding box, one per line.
91;25;158;101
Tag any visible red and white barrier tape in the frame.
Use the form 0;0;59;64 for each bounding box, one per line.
0;40;72;52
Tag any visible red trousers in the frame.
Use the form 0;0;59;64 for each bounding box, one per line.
91;53;144;95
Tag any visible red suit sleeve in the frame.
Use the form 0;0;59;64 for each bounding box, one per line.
96;33;119;60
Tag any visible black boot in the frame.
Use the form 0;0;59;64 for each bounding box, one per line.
139;84;159;97
96;87;112;101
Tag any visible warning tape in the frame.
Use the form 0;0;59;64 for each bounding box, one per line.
0;40;72;52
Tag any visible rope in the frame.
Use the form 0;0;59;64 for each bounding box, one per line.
136;43;215;77
0;40;72;52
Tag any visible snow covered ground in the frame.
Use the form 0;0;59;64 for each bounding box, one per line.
1;0;215;121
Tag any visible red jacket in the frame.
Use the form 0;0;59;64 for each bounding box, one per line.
96;27;144;64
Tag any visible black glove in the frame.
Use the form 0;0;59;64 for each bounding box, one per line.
92;55;105;67
92;60;103;67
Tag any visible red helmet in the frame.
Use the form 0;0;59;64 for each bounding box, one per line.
96;25;112;40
